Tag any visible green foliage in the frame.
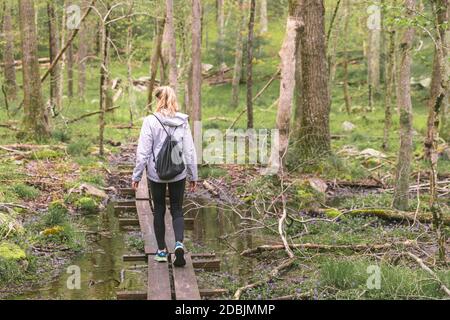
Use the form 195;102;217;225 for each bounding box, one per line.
127;235;144;252
31;149;64;160
75;197;98;214
42;201;69;227
67;139;92;157
0;242;26;261
319;258;450;299
12;183;40;200
52;130;71;143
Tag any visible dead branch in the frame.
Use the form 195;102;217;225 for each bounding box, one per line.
252;68;280;103
66;106;120;124
41;0;96;83
405;252;450;297
233;258;295;300
241;240;416;256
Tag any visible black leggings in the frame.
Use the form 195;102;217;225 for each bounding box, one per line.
149;179;186;251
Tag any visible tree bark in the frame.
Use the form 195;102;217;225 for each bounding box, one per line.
268;2;302;171
99;11;111;157
191;0;202;130
77;0;90;100
67;43;74;98
367;0;381;104
297;0;331;159
246;0;256;129
47;1;62;113
231;0;246;109
382;29;396;150
19;0;50;139
165;0;178;92
393;0;416;211
2;0;17;101
217;0;225;64
260;0;268;34
342;0;351;115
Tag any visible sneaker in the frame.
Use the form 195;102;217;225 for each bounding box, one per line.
154;250;168;262
173;242;186;267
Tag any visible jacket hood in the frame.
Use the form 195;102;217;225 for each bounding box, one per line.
154;112;189;127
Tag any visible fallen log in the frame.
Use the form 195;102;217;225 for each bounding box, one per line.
241;240;416;256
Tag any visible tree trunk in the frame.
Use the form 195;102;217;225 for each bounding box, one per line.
367;0;381;105
47;1;62;113
99;13;111;157
260;0;268;34
393;0;416;211
217;0;225;64
293;28;302;132
77;0;90;100
147;17;165;112
191;0;202;130
231;0;246;109
268;3;302;172
297;0;331;159
67;43;74;98
126;1;134;126
342;0;351;115
382;29;396;150
426;0;449;262
246;0;256;129
19;0;50;139
165;0;178;92
2;0;17;101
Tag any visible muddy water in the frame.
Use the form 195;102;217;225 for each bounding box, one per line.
11;199;260;300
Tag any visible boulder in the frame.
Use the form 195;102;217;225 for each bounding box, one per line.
342;121;356;132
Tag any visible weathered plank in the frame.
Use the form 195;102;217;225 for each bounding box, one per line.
172;254;201;300
119;218;140;227
147;256;172;300
117;288;227;300
123;253;217;262
192;259;221;271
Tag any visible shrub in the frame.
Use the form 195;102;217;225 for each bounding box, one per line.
12;183;40;200
32;149;63;160
75;197;98;214
67;139;92;157
42;201;69;227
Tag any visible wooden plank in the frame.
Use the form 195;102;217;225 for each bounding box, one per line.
198;288;228;298
147;256;172;300
115;200;136;207
136;200;157;254
123;254;147;262
136;171;149;200
172;254;201;300
114;206;136;214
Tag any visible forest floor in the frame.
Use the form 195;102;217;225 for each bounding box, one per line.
1;61;449;299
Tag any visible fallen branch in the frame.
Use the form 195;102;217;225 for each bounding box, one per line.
203;180;219;196
405;252;450;297
241;240;416;256
233;258;295;300
0;123;18;131
66;106;120;124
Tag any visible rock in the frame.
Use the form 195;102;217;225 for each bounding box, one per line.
79;183;109;200
342;121;356;132
359;148;387;159
0;242;26;261
308;178;328;194
202;63;214;73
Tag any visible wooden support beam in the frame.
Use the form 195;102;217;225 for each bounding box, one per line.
115;200;136;207
193;259;221;272
119;218;140;227
117;288;228;300
123;252;217;262
119;188;135;196
114;206;136;214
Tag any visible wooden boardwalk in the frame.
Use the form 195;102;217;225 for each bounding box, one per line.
126;169;201;300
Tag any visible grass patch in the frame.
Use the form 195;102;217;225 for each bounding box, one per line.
12;184;40;200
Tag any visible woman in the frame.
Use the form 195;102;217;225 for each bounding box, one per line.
132;86;198;267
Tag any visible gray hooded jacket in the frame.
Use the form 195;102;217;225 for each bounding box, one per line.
132;112;198;183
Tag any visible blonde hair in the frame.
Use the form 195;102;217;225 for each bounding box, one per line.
155;86;179;117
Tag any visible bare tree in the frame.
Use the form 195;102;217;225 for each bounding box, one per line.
342;0;352;115
393;0;416;211
2;0;17;101
217;0;225;64
367;0;381;106
246;0;256;129
19;0;50;139
231;0;246;108
77;0;90;100
99;5;111;156
268;0;302;171
297;0;331;159
147;18;165;111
